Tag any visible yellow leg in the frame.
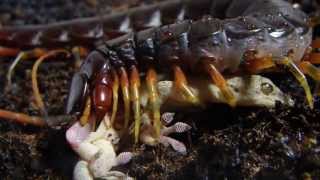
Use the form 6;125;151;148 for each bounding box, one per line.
7;48;46;90
110;69;119;125
276;57;313;109
31;50;70;117
204;63;237;107
119;67;130;129
130;66;141;143
173;65;200;105
299;61;320;96
146;67;161;138
79;97;91;126
244;52;314;109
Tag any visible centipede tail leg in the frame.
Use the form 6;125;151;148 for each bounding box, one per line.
130;66;141;143
6;48;46;90
203;62;237;107
119;67;131;129
146;67;161;138
173;65;200;105
32;50;70;119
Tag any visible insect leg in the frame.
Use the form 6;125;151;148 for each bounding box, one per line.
276;57;313;109
32;50;70;119
244;54;313;109
204;62;237;107
173;65;200;105
6;48;46;90
119;67;130;129
110;69;119;126
146;67;161;138
130;66;141;143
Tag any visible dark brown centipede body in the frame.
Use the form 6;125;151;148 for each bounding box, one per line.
0;0;316;126
65;0;312;115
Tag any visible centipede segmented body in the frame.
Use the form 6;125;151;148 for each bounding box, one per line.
0;0;319;140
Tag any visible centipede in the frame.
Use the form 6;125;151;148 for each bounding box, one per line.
0;0;319;143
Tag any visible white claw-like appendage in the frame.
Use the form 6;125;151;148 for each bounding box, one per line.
159;136;187;155
161;112;175;124
173;122;192;133
161;122;192;136
117;152;133;165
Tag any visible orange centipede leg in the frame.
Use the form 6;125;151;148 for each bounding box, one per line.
130;66;141;143
299;61;320;96
119;67;130;129
79;97;91;126
277;57;313;109
31;50;70;117
0;109;46;127
204;63;237;107
110;69;119;126
173;65;200;105
146;67;161;138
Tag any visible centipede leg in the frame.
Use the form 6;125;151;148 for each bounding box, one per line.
32;50;70;118
204;63;237;107
110;69;119;125
146;67;161;138
130;66;141;143
6;48;46;90
119;67;130;129
173;65;200;105
276;57;313;109
244;53;313;108
299;61;320;96
79;97;91;126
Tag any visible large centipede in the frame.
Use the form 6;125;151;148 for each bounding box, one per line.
0;0;319;142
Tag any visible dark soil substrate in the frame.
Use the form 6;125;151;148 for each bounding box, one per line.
0;0;320;179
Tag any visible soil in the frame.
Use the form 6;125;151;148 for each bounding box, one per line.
0;0;319;180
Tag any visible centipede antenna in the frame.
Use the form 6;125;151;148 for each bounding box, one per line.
276;57;313;109
130;66;141;143
173;65;200;105
31;50;70;121
79;97;91;126
119;67;131;129
111;69;119;125
146;68;161;138
205;63;237;107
